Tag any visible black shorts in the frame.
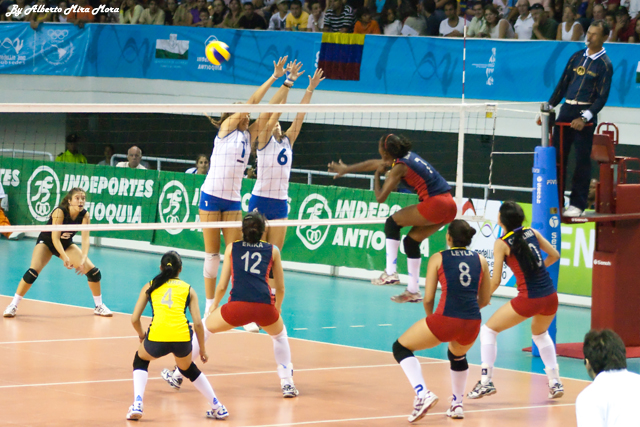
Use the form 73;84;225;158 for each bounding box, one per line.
143;334;193;359
36;237;73;258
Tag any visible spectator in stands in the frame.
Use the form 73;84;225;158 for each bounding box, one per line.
95;0;118;22
423;0;445;35
238;1;268;28
186;154;210;175
611;6;635;41
630;18;640;41
401;4;427;35
439;0;464;36
492;0;513;18
324;0;355;32
381;7;402;34
604;10;616;40
0;184;24;241
120;0;144;23
269;0;289;29
0;0;14;21
52;1;68;22
576;329;640;427
354;6;380;32
531;3;558;39
69;0;95;27
211;0;228;25
306;0;325;30
116;146;146;170
551;0;563;23
286;0;309;29
29;0;52;30
483;4;515;36
529;0;551;15
189;0;206;23
589;3;605;21
514;0;534;39
173;0;195;25
140;0;167;23
97;144;115;166
56;134;88;164
164;0;177;23
222;0;243;27
467;1;488;37
557;5;585;40
194;7;214;25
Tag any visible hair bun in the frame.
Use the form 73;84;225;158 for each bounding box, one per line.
468;228;477;238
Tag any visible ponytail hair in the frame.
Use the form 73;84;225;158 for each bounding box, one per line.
59;187;85;211
242;211;266;244
448;219;476;247
205;102;245;129
499;201;540;273
379;134;412;159
146;251;182;298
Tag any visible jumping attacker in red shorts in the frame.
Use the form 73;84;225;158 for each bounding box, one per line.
204;211;299;398
392;220;491;422
468;201;563;401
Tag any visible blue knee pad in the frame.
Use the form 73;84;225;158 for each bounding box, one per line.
385;216;401;240
178;362;202;382
403;236;421;259
133;352;150;371
392;340;414;363
448;349;468;372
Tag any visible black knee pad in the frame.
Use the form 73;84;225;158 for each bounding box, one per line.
448;349;468;372
178;362;202;382
384;216;401;240
23;268;38;284
392;340;414;363
86;267;101;282
133;352;150;371
403;236;421;259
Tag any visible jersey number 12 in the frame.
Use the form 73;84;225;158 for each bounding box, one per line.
241;251;262;274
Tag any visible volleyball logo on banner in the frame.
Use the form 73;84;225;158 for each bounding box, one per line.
42;29;74;66
158;180;190;235
296;193;332;250
196;36;224;71
27;166;61;222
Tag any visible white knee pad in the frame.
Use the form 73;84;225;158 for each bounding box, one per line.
203;253;220;279
480;325;498;345
532;331;554;350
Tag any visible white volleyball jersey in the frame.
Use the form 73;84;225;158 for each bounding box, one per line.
251;135;292;201
202;129;250;201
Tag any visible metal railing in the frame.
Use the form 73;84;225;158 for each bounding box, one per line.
0;149;54;162
110;154;194;170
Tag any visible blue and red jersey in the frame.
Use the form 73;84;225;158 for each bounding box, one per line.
500;228;555;299
394;152;450;201
229;240;274;305
435;248;483;320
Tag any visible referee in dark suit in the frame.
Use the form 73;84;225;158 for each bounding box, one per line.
548;20;613;218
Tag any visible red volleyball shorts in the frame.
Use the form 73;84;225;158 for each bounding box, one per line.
220;301;280;327
417;193;457;225
425;314;482;346
510;292;558;318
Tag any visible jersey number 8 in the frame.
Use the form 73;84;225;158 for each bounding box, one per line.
241;251;262;274
459;262;471;287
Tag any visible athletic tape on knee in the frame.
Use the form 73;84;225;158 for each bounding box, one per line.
532;331;554;350
23;268;38;284
85;267;101;282
133;352;150;371
480;325;498;345
448;349;469;372
203;253;220;279
384;216;401;240
178;362;202;382
403;236;421;259
392;340;414;363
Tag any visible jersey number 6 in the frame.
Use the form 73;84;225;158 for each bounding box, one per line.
277;148;288;166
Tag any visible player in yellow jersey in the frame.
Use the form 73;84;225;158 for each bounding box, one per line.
126;251;229;421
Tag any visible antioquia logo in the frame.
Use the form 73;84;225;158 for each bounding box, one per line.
27;166;61;222
296;193;332;250
158;180;190;235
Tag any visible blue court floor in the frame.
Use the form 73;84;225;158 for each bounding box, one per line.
1;238;638;382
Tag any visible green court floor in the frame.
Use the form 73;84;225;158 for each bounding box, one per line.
1;238;638;382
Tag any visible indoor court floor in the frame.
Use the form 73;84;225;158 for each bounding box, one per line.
1;238;638;426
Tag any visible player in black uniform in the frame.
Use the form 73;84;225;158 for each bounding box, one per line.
3;188;112;318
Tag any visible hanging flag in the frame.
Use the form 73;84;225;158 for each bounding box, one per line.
318;33;365;81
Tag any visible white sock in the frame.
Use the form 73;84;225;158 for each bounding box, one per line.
272;327;293;385
192;373;220;409
133;369;148;403
450;369;468;404
400;357;427;398
406;257;421;294
385;239;400;275
533;331;560;385
480;325;498;385
11;294;23;307
93;295;103;307
205;298;215;314
173;365;183;379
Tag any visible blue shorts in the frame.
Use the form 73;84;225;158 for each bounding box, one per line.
248;194;288;220
199;192;241;213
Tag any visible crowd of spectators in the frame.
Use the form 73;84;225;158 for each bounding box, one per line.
1;0;637;40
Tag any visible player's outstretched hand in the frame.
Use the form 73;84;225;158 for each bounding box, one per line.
285;60;304;82
200;350;209;364
273;56;288;79
308;68;325;91
328;159;348;179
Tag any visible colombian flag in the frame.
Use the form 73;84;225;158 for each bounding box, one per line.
318;33;365;81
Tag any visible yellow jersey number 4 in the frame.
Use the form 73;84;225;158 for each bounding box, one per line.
161;288;173;309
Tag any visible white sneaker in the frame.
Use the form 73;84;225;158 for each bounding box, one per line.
126;402;143;420
206;402;229;419
161;367;183;390
371;271;401;286
8;232;24;240
408;391;438;423
3;304;17;318
243;322;260;333
281;381;299;398
94;304;113;317
446;397;464;419
563;206;583;217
